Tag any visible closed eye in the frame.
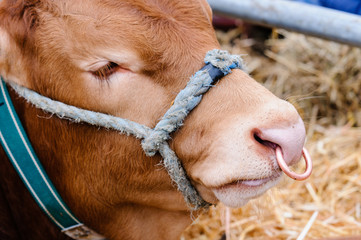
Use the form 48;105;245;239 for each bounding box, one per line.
91;61;120;81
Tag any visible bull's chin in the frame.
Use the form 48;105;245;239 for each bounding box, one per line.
211;174;282;208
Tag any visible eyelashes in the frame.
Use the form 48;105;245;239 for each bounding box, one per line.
91;62;119;81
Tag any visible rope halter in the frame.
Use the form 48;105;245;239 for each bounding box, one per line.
9;49;245;210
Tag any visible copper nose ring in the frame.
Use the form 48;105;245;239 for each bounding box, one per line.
275;147;313;181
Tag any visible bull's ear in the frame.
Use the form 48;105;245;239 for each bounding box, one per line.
0;0;39;87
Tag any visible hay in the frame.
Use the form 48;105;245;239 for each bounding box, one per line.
182;29;361;239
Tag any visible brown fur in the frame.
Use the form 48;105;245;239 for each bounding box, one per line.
0;0;304;239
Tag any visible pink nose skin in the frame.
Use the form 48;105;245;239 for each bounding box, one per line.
254;117;312;180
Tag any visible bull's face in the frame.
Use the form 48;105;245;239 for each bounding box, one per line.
0;0;305;212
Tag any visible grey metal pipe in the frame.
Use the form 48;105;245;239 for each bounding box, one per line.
208;0;361;47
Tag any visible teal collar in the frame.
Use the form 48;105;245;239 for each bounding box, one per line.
0;78;106;239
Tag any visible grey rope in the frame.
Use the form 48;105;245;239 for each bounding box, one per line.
9;49;244;210
141;50;245;156
9;83;151;139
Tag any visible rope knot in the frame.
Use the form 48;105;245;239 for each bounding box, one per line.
141;130;168;156
204;49;244;74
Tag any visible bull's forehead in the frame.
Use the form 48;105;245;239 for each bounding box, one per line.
36;0;217;73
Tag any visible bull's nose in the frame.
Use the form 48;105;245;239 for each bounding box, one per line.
254;117;306;166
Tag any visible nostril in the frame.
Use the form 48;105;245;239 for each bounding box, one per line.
253;128;312;181
252;117;306;167
253;133;278;149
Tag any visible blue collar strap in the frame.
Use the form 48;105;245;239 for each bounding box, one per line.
0;49;244;239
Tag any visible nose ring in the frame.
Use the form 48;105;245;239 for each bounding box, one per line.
276;147;313;181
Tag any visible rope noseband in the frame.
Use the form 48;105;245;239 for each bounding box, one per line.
6;49;245;210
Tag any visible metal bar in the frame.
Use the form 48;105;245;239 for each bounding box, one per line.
208;0;361;47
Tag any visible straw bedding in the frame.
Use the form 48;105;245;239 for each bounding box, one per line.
182;28;361;239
